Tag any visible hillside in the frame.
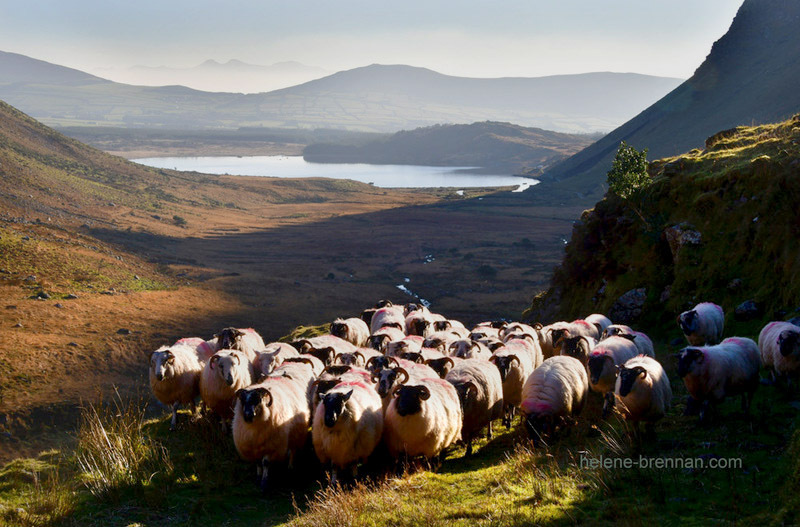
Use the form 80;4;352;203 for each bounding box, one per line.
543;0;800;196
527;115;800;332
302;121;597;173
0;52;682;133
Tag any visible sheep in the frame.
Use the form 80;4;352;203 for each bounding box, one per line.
149;343;204;430
489;342;536;428
585;314;612;337
252;343;299;381
310;365;374;416
677;337;761;421
500;322;539;342
758;321;800;382
431;319;469;338
503;337;544;369
520;356;589;445
372;359;437;410
405;309;434;336
557;335;596;367
678;302;724;345
587;336;647;396
385;336;424;358
607;356;672;437
213;327;266;362
403;303;428;317
333;347;382;368
312;381;384;484
448;339;491;360
272;356;323;410
200;349;253;420
281;354;325;376
232;375;310;490
398;347;445;365
293;335;357;365
549;320;600;348
422;331;462;353
601;325;655;356
475;336;506;353
533;322;569;359
469;327;501;341
383;378;463;466
330;317;371;347
368;326;406;352
445;358;504;456
425;356;463;378
370;305;406;334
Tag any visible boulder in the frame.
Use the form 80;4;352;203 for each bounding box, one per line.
664;223;702;262
734;300;762;321
609;288;647;323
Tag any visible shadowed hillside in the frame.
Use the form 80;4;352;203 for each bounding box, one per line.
544;0;800;196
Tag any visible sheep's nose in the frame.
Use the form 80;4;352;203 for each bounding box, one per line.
226;375;234;385
156;372;163;381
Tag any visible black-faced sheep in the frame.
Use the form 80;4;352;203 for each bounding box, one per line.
608;356;672;437
273;356;323;410
312;381;384;484
369;305;406;335
373;359;438;411
448;339;491;360
293;335;357;365
149;343;204;430
600;325;655;356
200;349;253;420
385;336;424;358
677;302;724;345
759;321;800;382
557;335;596;367
310;365;374;417
333;347;382;368
383;378;463;466
330;317;371;347
368;326;406;352
213;327;266;362
677;337;760;421
520;356;589;445
586;336;646;395
232;375;310;490
445;358;503;456
422;331;462;353
548;320;600;349
425;356;463;378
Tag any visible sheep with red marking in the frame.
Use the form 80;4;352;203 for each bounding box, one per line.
293;335;356;365
587;336;647;395
149;343;204;430
372;359;437;411
759;321;800;382
253;343;299;380
200;349;253;420
448;339;492;360
383;378;463;466
677;337;760;421
445;358;503;456
330;317;371;347
678;302;724;345
557;335;596;367
313;380;384;484
213;327;266;362
232;375;310;490
601;325;655;357
369;305;406;334
520;356;589;445
608;356;672;436
585;314;612;338
310;365;374;417
368;326;406;352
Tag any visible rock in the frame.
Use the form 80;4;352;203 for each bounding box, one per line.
133;275;140;280
54;303;64;309
13;323;23;328
727;278;743;291
609;288;647;323
35;291;50;300
24;275;37;282
734;300;762;321
67;342;79;347
787;317;800;328
117;328;131;335
21;236;30;241
660;286;671;303
664;223;702;262
65;294;79;300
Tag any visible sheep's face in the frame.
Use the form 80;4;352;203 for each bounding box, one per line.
561;337;590;364
309;346;336;366
448;340;473;358
480;338;505;352
491;355;519;382
257;350;280;375
376;299;394;308
617;366;646;397
330;322;349;341
400;351;425;364
238;387;270;423
323;389;352;428
386;340;409;357
360;309;377;326
426;357;454;378
314;379;341;405
366;356;392;376
550;328;569;348
368;334;390;352
216;328;243;350
393;385;429;416
453;381;478;411
377;369;399;398
151;350;175;381
403;303;420;316
778;331;800;357
677;348;704;377
212;353;241;385
678;310;699;335
433;320;452;332
587;354;612;386
335;353;358;366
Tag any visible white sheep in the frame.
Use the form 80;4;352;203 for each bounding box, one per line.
149;343;204;430
368;326;406;352
548;319;601;349
677;337;760;421
405;309;434;336
489;339;539;427
293;334;357;364
213;327;266;362
312;380;384;484
383;378;463;466
533;322;569;359
252;343;299;381
333;347;382;368
232;375;310;490
758;321;800;382
448;339;491;360
557;335;597;366
330;317;370;347
373;359;438;411
445;358;504;456
469;327;501;341
199;349;253;420
587;336;646;395
432;319;469;338
273;355;325;409
385;336;424;358
310;365;374;417
520;356;589;444
678;302;724;345
609;356;672;437
424;356;463;378
422;331;462;353
585;314;612;337
601;325;655;356
369;305;406;334
500;322;539;342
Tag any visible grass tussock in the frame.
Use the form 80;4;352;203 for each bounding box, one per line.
75;392;172;499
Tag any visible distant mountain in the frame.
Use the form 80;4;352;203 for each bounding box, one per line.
303;121;597;173
97;59;329;93
0;51;682;133
543;0;800;194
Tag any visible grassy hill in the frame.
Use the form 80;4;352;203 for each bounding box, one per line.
528;115;800;333
302;121;598;174
0;52;682;133
543;0;800;197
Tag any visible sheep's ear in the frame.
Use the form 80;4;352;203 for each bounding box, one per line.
488;354;497;363
533;322;543;330
210;355;220;368
464;381;478;399
232;353;241;366
341;389;353;403
636;367;647;379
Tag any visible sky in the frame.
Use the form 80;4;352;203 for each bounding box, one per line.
0;1;744;84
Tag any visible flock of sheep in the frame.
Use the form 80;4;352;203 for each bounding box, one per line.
147;299;800;488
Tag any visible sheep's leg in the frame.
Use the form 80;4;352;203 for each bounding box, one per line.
487;421;493;440
259;458;271;492
170;402;179;431
699;400;711;424
465;439;473;457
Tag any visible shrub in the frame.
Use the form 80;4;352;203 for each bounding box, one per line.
607;141;650;199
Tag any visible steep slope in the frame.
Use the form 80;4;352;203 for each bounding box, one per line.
527;115;800;332
544;0;800;196
302;121;597;173
0;51;682;133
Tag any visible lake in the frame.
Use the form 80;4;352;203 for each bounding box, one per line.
132;155;538;191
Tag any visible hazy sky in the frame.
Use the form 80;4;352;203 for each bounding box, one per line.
0;1;743;79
